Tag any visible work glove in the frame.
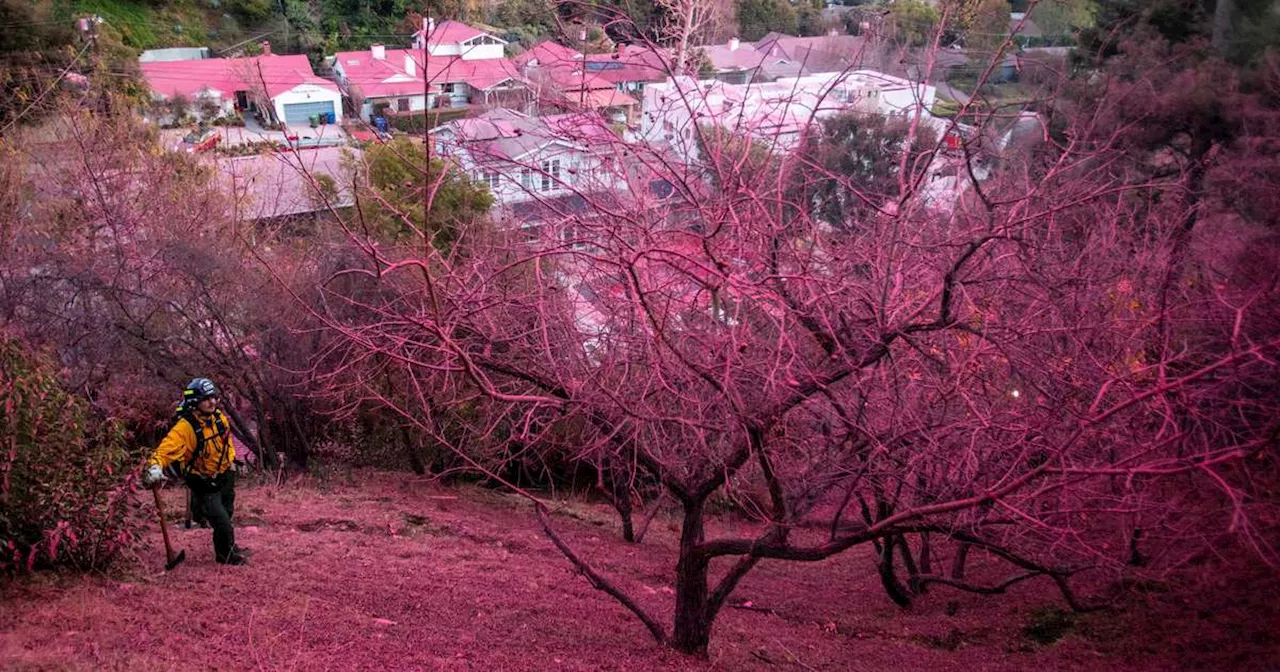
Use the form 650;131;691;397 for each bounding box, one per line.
142;464;165;487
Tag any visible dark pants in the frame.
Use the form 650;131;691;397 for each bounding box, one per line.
188;489;208;526
186;471;237;562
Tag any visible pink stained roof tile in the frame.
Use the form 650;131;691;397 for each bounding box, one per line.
512;40;583;68
336;48;521;99
700;42;769;71
141;55;337;100
420;20;487;45
577;88;639;110
439;108;615;163
583;45;673;85
540;65;614;93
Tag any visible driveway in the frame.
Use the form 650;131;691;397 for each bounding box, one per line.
935;81;973;106
159;120;348;151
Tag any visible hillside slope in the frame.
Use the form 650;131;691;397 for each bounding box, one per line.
1;473;1276;670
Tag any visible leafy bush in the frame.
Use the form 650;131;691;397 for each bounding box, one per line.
385;108;470;133
0;340;141;574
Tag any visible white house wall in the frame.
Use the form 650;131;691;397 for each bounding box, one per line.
459;43;504;61
641;72;938;162
362;94;428;120
440;141;620;206
272;84;344;123
428;44;462;57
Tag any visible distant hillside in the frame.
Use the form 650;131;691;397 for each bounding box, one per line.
67;0;275;52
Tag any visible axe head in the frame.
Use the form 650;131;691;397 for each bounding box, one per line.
165;549;186;571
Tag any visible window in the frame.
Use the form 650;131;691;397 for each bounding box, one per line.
397;98;410;112
476;170;500;190
540;159;561;192
440;83;456;94
520;167;534;190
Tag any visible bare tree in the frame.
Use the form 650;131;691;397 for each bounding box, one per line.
213;9;1280;654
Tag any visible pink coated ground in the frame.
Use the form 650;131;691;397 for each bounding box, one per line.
2;472;1276;671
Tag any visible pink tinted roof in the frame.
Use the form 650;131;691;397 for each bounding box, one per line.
336;48;520;98
141;55;336;100
420;20;486;45
512;40;583;68
582;45;672;84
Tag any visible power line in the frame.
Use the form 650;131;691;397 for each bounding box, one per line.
1;40;93;136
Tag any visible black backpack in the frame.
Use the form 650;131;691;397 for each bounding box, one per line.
163;403;230;479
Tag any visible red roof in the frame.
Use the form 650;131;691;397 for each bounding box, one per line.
512;40;583;69
582;45;672;85
418;19;487;46
335;48;521;99
141;55;336;100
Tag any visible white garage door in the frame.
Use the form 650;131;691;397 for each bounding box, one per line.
282;100;335;125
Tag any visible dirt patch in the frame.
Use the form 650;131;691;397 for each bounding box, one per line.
295;518;362;533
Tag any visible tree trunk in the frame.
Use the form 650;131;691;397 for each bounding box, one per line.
398;422;426;475
615;489;635;542
916;532;932;595
609;463;636;542
898;533;924;596
670;497;712;655
951;542;970;580
1212;0;1234;55
877;535;913;607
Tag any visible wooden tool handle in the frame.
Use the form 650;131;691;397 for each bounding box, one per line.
152;484;176;560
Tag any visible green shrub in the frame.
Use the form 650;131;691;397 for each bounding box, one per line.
0;340;141;573
386;109;470;133
932;98;961;118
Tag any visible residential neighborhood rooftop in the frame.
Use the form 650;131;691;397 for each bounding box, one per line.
140;54;337;100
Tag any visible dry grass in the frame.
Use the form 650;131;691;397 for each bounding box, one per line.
2;471;1276;671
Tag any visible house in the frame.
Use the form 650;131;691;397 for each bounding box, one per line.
697;37;809;84
432;108;626;211
1009;12;1044;39
699;37;765;84
641;70;938;162
332;19;525;122
515;40;642;124
140;43;342;126
219;145;359;221
139;47;211;63
511;40;583;69
754;32;875;74
581;44;672;95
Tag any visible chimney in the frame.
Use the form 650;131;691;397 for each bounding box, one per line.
261;40;271;55
828;27;839;37
428;16;435;32
579;28;587;41
371;43;385;60
728;37;739;51
405;53;416;77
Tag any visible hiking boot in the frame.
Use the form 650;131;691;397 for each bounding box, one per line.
217;552;248;566
232;545;253;557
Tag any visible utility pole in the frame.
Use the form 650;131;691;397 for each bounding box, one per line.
276;0;290;52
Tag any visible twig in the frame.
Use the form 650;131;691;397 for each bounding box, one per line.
729;602;778;616
535;503;667;643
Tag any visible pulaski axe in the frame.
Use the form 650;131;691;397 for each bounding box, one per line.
151;484;186;571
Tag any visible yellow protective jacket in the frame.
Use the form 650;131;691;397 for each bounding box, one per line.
149;409;236;478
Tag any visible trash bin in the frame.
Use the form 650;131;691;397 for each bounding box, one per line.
308;114;318;127
326;111;336;124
